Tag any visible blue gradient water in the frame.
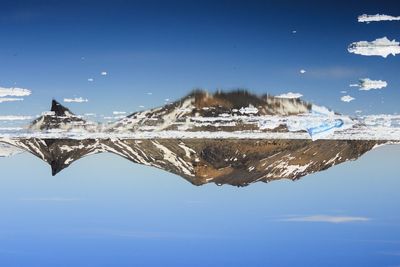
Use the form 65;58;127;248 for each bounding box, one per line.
0;145;399;266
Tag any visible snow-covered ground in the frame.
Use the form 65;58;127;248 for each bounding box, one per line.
0;114;399;141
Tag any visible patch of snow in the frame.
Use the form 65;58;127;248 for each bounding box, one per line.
239;105;258;114
312;105;334;117
276;92;303;99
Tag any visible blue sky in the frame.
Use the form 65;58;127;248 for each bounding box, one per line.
0;0;400;117
1;1;400;266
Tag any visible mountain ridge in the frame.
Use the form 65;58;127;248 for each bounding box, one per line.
0;90;385;186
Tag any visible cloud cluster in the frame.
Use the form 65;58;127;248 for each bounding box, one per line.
63;97;88;103
0;87;31;97
358;14;400;23
348;37;400;58
279;215;370;223
0;86;31;104
341;95;355;103
275;92;303;99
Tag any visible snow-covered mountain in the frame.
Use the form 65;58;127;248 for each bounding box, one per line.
29;100;97;132
0;90;384;186
108;90;312;133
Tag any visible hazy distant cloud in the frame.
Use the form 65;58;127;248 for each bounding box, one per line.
300;69;306;74
0;87;31;97
0;98;24;103
348;37;400;58
64;97;88;103
101;71;107;76
0;115;32;121
358;14;400;23
19;197;81;202
113;111;126;115
341;95;355;103
279;215;370;223
275;92;303;99
305;66;365;79
78;228;216;240
88;78;94;82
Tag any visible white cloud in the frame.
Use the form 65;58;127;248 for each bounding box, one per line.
0;115;32;121
358;14;400;23
63;97;89;103
279;215;370;223
300;69;306;74
341;95;355;102
348;37;400;58
0;87;31;97
0;98;24;103
275;92;303;99
101;71;107;76
358;78;387;91
88;78;94;82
